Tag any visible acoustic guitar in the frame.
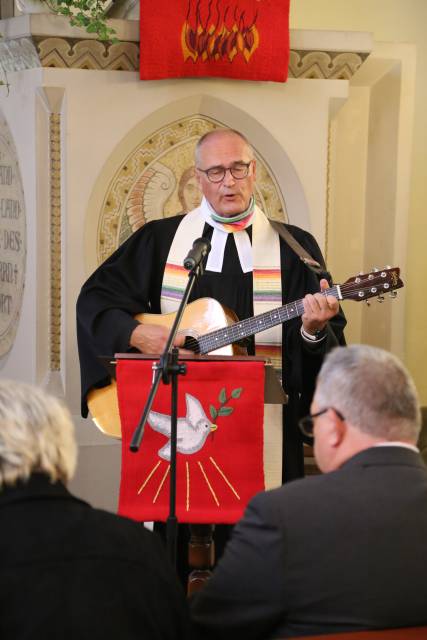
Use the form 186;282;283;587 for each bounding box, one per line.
87;267;404;437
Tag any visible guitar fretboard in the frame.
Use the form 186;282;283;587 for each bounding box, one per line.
198;285;340;354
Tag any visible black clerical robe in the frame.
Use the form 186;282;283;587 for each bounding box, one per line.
77;215;346;481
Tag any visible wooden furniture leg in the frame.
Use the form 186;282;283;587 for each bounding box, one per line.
187;524;215;595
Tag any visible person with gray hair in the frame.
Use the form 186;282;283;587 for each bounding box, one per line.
77;127;346;485
191;345;427;639
77;126;346;584
0;380;190;639
314;343;420;440
0;380;78;488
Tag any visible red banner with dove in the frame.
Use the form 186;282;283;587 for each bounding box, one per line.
139;0;290;82
117;359;265;523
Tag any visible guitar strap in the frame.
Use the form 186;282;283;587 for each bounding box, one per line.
268;219;331;282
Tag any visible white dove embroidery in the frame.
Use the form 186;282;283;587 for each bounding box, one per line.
147;393;217;461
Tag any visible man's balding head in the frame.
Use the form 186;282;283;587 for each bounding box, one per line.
195;129;254;165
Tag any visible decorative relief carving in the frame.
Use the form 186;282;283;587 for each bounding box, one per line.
33;37;139;70
96;116;287;265
1;34;368;77
0;111;27;357
0;37;40;73
49;113;61;371
289;50;369;80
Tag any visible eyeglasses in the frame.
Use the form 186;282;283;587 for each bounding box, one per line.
298;407;345;438
196;161;253;183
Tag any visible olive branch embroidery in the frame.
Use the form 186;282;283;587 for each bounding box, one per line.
209;387;243;432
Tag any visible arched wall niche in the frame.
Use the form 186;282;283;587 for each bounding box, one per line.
84;94;310;274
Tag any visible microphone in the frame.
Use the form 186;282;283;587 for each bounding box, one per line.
183;237;211;271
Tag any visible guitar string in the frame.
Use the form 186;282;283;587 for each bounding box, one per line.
200;291;392;351
200;286;344;352
186;271;398;350
195;275;398;353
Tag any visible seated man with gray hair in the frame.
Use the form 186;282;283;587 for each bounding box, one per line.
0;380;189;639
191;344;427;639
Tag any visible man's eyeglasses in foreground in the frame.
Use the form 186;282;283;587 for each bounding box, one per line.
298;407;345;438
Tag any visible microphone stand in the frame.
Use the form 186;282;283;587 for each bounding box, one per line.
129;252;208;568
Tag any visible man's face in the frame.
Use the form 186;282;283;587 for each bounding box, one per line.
196;132;256;217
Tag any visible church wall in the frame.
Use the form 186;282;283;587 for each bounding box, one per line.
1;12;417;508
291;0;427;415
327;41;415;367
361;62;400;352
327;85;370;346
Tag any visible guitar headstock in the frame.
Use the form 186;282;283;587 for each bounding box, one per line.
340;267;404;303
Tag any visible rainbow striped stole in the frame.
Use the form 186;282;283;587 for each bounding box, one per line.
160;206;282;375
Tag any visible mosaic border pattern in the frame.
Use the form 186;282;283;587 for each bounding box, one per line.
289;50;370;80
2;35;369;77
49;113;61;371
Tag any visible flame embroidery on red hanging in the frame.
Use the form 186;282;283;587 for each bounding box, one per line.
181;0;260;64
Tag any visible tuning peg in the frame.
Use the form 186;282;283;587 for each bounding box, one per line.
371;267;380;272
365;300;371;307
377;294;384;303
390;291;397;298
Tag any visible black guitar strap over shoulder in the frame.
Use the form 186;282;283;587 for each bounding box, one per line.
269;219;332;283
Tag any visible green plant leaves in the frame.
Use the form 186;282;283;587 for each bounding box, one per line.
209;387;243;425
54;0;118;42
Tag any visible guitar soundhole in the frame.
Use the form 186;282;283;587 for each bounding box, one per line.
184;336;201;353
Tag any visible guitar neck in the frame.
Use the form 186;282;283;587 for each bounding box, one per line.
198;285;341;354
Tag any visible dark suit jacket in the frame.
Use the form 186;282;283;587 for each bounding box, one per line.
191;446;427;639
0;474;189;639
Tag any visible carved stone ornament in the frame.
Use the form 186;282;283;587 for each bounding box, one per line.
0;111;27;357
288;50;369;80
0;35;367;78
96;115;287;265
33;37;139;71
0;37;40;74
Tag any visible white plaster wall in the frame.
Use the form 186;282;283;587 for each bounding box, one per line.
327;85;370;345
291;0;427;405
327;43;415;360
